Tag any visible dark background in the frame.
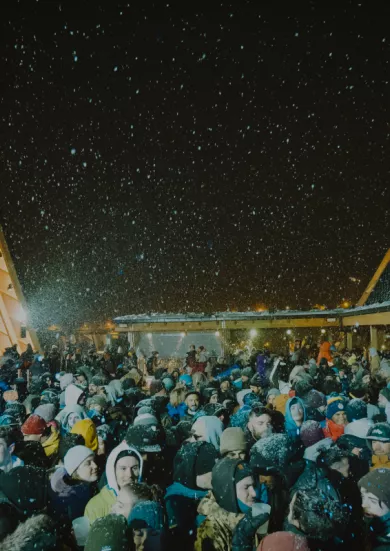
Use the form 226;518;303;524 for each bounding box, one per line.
1;1;389;330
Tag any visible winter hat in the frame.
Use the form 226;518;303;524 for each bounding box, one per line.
85;514;129;551
326;398;345;420
128;500;164;531
366;422;390;443
134;413;159;427
220;427;247;456
358;468;390;510
241;367;254;379
21;414;47;436
266;388;281;400
161;377;175;392
0;413;17;426
65;384;85;407
173;441;216;489
71;419;98;452
236;389;252;407
3;390;18;402
64;445;94;476
58;434;85;462
34;404;56;423
346;399;368;422
149;379;163;396
125;425;163;453
90;376;107;387
300;420;325;448
211;458;251;513
60;373;73;391
250;434;295;475
304;390;326;410
257;531;310;551
87;394;107;409
379;388;390;403
4;402;26;423
273;394;290;414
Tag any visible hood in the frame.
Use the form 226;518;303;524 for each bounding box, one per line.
173;442;203;489
211;458;245;514
42;426;60;457
192;416;223;451
65;384;84;407
236;389;252;407
303;438;333;462
285;397;307;437
344;418;372;439
106;441;143;495
0;514;56;551
197;491;243;530
71;418;98;451
55;404;88;432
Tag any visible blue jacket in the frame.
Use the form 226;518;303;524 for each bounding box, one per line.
167;402;187;420
285;397;307;440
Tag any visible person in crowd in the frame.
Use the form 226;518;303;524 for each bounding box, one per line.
285;397;306;440
190;415;224;451
85;441;143;523
129;500;165;551
15;413;49;468
220;427;247;460
146;351;159;375
359;468;390;551
323;398;349;441
165;441;218;548
300;420;332;462
89;375;108;398
184;390;201;419
71;418;99;452
85;514;130;551
366;422;390;470
0;426;23;472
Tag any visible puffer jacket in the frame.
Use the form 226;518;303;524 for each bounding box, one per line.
366;511;390;551
195;492;244;551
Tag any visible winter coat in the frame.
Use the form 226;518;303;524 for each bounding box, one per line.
365;511;390;551
371;454;390;471
55;404;88;434
195;492;244;551
166;402;187;424
84;441;143;523
317;341;332;365
41;426;60;463
48;466;94;522
323;419;345;441
284;397;307;440
13;441;48;469
0;514;56;551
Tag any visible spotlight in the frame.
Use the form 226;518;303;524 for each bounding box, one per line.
215;331;220;337
147;333;152;338
286;329;292;336
250;329;257;337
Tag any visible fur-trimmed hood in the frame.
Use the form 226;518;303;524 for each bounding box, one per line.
0;514;56;551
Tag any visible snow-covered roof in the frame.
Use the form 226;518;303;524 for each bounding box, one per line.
114;301;390;325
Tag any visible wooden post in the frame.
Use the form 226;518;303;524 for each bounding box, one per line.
370;326;378;350
347;332;353;349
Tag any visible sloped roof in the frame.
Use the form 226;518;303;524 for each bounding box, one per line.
358;249;390;306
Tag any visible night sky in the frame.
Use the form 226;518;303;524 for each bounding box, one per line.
1;2;390;330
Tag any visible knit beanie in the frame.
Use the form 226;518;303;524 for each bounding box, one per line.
380;388;390;403
64;445;94;476
266;388;281;400
304;390;326;410
326;398;345;420
34;404;57;423
358;468;390;510
133;413;159;427
60;373;74;391
71;419;98;452
87;395;107;409
128;501;164;531
195;442;219;476
241;367;254;378
346;399;367;422
162;377;175;392
257;531;310;551
220;427;247;456
90;376;107;387
300;420;325;448
21;414;47;435
85;514;129;551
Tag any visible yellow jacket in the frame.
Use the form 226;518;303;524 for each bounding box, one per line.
371;454;390;471
84;485;116;524
42;426;60;458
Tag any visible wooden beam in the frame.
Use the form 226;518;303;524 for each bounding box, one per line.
342;312;390;327
357;249;390;306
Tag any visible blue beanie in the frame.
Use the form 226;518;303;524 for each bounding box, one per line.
326;398;345;420
128;500;164;531
179;374;192;387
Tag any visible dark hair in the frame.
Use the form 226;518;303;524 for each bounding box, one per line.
316;444;349;471
249;404;271;419
322;379;342;396
58;433;85;461
292;490;349;541
0;427;16;447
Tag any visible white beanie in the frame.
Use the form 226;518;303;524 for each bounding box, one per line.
64;445;94;476
134;413;159;427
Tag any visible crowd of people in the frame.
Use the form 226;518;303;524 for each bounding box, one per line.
0;337;390;550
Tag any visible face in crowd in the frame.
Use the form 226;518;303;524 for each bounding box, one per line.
247;412;273;440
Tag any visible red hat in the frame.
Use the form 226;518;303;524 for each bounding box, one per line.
21;414;47;436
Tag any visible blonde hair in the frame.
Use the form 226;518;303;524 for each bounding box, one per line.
192;372;207;390
169;387;186;407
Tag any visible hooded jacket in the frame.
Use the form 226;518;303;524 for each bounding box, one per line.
323;419;345;442
192;416;224;451
42;425;60;461
48;466;94;522
71;418;99;452
65;384;84;407
84;441;143;523
285;397;307;439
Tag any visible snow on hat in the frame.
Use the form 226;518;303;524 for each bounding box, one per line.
34;403;56;423
134;413;159;427
21;414;47;435
345;398;367;422
303;390;326;410
85;514;128;551
161;376;175;392
64;445;94;476
60;373;74;391
300;420;325;448
379;388;390;403
257;531;310;551
366;422;390;443
250;433;294;474
125;425;163;453
358;468;390;510
220;427;247;456
326;398;345;420
128;500;164;531
3;390;18;402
